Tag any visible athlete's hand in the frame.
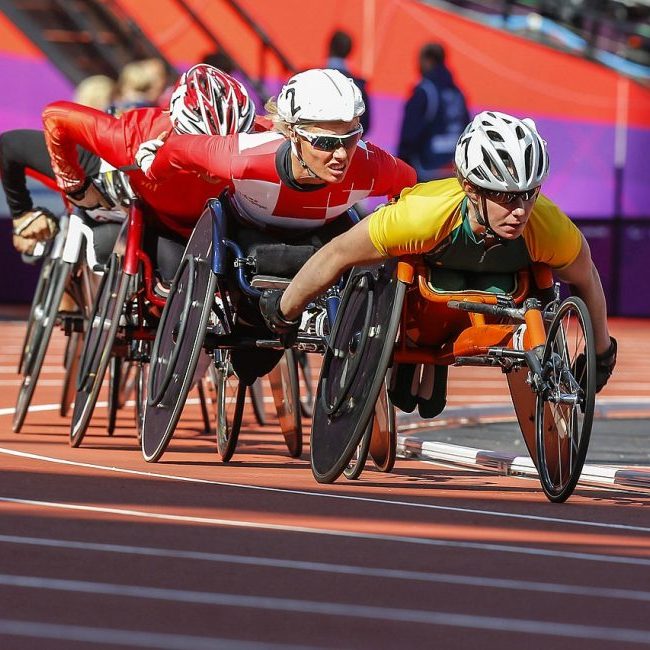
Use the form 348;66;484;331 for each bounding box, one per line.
574;336;617;394
12;232;37;254
259;289;300;348
135;138;165;176
12;207;59;241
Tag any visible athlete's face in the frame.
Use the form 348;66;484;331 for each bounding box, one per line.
294;119;361;183
465;183;540;240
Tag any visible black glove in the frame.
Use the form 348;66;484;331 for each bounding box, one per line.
574;336;617;394
594;336;617;393
259;289;300;348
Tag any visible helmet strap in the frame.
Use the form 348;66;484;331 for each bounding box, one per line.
469;194;505;248
290;131;319;179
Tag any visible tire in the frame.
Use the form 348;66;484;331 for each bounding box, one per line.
134;362;148;446
369;383;397;473
296;351;314;418
249;379;267;426
141;210;214;462
70;254;130;447
209;355;246;462
19;256;56;375
268;349;302;458
535;296;596;503
106;356;122;435
13;259;71;433
60;330;82;417
343;419;372;480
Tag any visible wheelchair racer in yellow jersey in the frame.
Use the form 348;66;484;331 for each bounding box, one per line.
260;110;617;392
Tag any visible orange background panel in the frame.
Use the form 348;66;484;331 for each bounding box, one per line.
115;0;649;127
0;11;43;57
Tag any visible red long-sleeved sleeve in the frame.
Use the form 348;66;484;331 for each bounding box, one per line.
42;101;130;193
148;132;237;183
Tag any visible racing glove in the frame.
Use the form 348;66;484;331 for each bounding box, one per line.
135;138;165;176
574;336;618;394
12;207;59;241
259;289;300;348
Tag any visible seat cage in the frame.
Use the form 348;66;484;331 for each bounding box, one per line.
393;257;552;366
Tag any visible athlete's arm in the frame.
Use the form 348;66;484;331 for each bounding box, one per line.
280;218;384;321
146;131;235;182
42;101;126;193
555;233;611;355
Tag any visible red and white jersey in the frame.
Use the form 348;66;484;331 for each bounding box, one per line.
43;102;265;237
148;130;417;229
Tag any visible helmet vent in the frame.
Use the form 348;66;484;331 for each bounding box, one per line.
482;146;504;181
486;129;504;143
516;125;525;139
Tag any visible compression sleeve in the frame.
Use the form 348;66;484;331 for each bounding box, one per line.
368;178;464;257
42;101;126;192
365;142;417;199
522;194;583;269
147;132;236;183
0;129;100;217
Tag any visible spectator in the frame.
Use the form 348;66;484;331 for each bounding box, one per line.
397;43;469;182
326;30;371;133
73;75;116;111
112;58;170;112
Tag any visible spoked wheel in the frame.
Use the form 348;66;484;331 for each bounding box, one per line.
249;379;267;426
208;353;246;462
535;296;596;503
70;254;130;447
60;330;83;417
106;356;122;435
311;260;405;483
13;259;71;433
141;210;214;462
19;256;56;374
268;349;302;458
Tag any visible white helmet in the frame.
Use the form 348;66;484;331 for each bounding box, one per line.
169;64;255;136
277;68;365;124
455;111;549;192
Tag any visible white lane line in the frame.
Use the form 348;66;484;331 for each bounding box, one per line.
2;446;650;534
3;497;650;568
0;619;313;650
1;533;650;602
2;574;650;643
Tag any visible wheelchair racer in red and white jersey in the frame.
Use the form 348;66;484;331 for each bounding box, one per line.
42;64;261;282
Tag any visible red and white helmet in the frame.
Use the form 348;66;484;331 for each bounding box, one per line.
169;64;255;135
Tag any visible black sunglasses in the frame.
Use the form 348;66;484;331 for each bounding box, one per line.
294;125;363;152
479;186;541;204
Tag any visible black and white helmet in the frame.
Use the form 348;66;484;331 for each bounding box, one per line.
277;68;365;124
455;111;549;192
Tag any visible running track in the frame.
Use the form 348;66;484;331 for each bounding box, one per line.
0;318;649;649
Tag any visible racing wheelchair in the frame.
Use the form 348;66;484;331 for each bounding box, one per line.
141;193;394;466
311;257;596;503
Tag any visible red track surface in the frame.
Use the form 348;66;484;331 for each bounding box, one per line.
1;317;649;649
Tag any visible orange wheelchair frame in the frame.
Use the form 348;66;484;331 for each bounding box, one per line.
311;256;597;503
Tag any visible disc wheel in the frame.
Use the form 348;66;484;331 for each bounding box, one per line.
311;260;405;484
141;210;214;462
13;259;71;433
134;362;148;445
535;296;595;503
268;349;302;458
343;419;372;480
70;254;129;447
208;353;246;462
